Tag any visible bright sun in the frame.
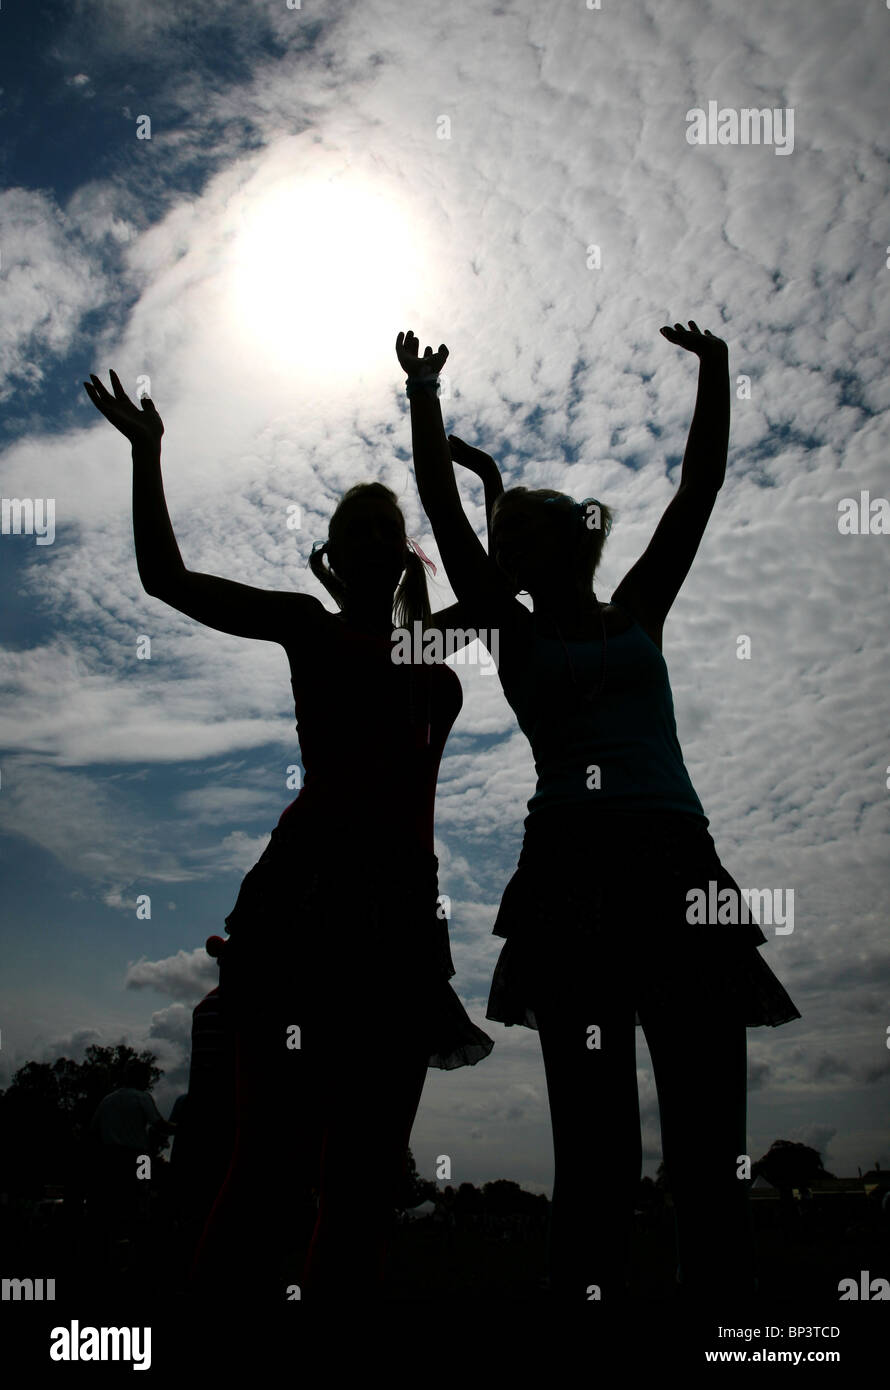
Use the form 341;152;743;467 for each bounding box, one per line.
225;171;429;388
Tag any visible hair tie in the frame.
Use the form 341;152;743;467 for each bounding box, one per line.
406;537;437;575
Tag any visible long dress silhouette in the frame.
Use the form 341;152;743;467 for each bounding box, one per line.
82;371;492;1304
395;323;801;1303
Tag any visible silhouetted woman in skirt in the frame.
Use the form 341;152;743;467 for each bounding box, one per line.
84;369;492;1303
395;322;800;1303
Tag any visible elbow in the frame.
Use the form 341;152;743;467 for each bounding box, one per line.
139;565;187;601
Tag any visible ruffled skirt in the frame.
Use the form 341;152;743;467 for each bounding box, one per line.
221;817;493;1070
485;807;801;1030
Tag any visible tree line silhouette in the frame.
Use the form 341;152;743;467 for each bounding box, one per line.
0;1042;851;1212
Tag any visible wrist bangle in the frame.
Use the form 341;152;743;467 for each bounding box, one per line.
405;376;440;399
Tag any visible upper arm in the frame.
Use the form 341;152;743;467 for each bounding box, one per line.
425;542;528;659
425;599;530;673
146;570;327;644
611;484;720;643
428;601;465;639
426;600;495;657
428;501;504;609
421;492;526;649
427;600;495;642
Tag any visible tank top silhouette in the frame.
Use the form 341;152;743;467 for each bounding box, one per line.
500;611;706;820
279;618;463;851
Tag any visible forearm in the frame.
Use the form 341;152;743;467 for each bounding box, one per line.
408;389;463;517
679;357;729;492
480;465;504;548
131;441;188;595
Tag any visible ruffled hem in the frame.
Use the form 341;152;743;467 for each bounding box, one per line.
427;982;495;1069
219;936;494;1070
484;808;801;1031
485;931;802;1030
218;821;494;1071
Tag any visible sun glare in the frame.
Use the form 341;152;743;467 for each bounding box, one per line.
226;173;429;387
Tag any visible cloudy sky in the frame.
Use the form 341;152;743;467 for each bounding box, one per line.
1;0;888;1197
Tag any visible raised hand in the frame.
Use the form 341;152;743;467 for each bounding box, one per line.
659;320;728;361
395;329;449;380
448;434;497;480
83;369;164;448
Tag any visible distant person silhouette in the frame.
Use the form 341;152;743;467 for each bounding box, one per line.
83;369;493;1303
396;322;801;1302
88;1060;173;1248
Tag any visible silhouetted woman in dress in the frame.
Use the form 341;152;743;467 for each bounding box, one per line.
395;322;800;1303
83;369;492;1303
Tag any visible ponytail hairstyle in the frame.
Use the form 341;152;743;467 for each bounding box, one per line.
491;486;614;594
308;482;433;630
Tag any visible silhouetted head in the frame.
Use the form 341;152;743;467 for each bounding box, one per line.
326;486;407;592
309;483;432;629
122;1060;151;1090
490;487;613;601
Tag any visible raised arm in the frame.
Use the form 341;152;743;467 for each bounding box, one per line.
447;434;505;551
84;371;323;643
426;437;504;642
611;322;729;648
394;332;513;620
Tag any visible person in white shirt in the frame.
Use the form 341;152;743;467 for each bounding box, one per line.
88;1061;175;1246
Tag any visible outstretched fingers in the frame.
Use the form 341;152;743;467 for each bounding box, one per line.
86;371;130;405
109;368;137;406
660;319;728;362
660;320;705;342
109;368;125;398
84;375;112;412
87;372;110;398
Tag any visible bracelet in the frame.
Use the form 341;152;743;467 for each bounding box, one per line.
405;376;440;399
